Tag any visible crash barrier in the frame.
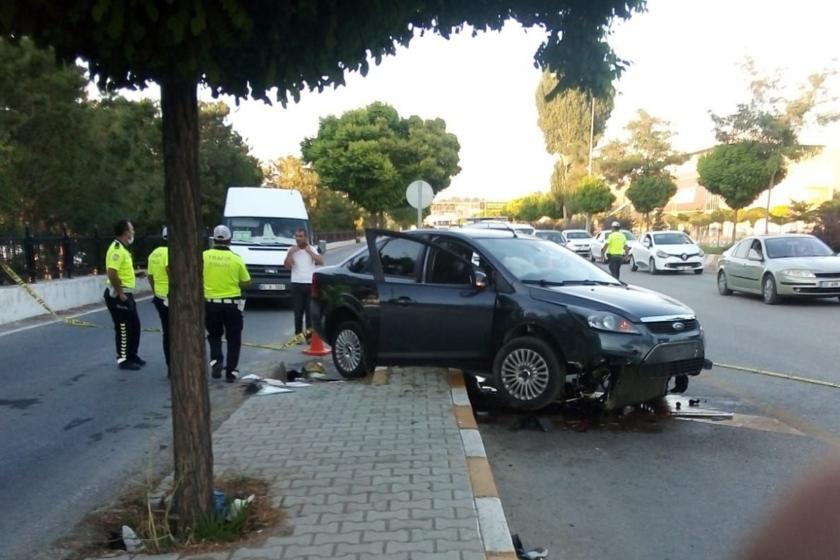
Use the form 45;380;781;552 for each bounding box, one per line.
0;260;320;353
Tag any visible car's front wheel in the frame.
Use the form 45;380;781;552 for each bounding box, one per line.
763;274;781;305
717;270;732;295
630;255;638;271
649;258;659;275
492;336;564;410
331;320;372;378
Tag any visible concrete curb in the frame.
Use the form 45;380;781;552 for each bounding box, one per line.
448;369;518;560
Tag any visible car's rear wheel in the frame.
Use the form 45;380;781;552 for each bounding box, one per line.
630;255;638;272
590;251;596;262
649;258;659;275
717;270;732;295
763;274;781;305
331;320;371;378
492;336;564;410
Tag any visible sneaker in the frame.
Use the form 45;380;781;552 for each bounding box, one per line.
118;361;142;371
225;370;239;384
130;356;147;367
210;360;223;379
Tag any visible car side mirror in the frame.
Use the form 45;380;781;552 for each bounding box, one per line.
318;239;327;255
747;249;763;261
643;240;650;248
472;270;488;290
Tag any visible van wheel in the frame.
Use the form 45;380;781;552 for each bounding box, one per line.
331;321;371;378
492;337;564;410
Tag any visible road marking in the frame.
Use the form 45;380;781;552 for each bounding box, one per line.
716;362;840;391
0;296;153;338
677;413;805;437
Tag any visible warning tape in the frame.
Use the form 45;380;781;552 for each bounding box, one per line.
1;261;314;351
716;362;840;391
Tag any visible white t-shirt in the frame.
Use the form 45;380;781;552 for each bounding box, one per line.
290;247;317;284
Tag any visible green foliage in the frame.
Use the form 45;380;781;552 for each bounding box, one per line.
739;207;767;226
788;200;815;223
811;194;840;251
301;102;460;217
697;142;774;220
504;193;557;223
569;176;614;216
626;174;677;228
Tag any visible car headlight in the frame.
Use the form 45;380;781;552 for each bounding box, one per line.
656;250;668;258
587;312;640;334
783;269;816;278
698;249;705;257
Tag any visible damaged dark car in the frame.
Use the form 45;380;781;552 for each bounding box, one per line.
311;228;711;411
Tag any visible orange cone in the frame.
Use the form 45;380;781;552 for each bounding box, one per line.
303;331;331;356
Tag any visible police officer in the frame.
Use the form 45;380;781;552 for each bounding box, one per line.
147;227;170;376
104;219;144;370
204;225;251;383
601;221;628;281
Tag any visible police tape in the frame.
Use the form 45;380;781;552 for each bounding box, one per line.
0;261;314;352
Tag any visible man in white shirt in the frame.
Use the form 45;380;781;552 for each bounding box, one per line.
284;228;324;341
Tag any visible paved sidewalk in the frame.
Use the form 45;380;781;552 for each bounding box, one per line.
98;364;516;560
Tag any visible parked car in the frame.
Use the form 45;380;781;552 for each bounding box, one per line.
510;223;536;236
562;229;594;257
311;228;709;411
589;229;641;263
632;230;704;274
535;230;566;246
717;234;840;304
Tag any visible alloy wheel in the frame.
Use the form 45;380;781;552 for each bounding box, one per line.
334;328;362;372
500;348;550;402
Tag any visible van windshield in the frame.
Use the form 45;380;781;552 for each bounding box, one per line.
224;217;308;246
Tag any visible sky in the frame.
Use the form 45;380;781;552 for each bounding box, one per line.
116;0;840;202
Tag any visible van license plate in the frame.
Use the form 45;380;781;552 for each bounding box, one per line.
260;284;286;291
821;281;840;288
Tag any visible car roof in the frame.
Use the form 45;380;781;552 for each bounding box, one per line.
535;229;562;234
411;228;518;240
749;233;816;240
644;230;687;235
562;229;590;233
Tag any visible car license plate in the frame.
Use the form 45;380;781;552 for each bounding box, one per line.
260;283;286;291
821;281;840;288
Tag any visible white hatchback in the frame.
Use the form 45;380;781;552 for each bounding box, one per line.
562;229;594;257
632;231;705;274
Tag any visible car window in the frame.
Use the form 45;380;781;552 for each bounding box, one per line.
426;239;475;285
732;240;750;259
750;239;764;258
621;230;637;241
653;233;693;245
346;249;371;274
565;231;591;239
764;236;834;258
378;237;424;279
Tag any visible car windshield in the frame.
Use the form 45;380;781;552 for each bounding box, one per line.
653;233;692;245
765;237;834;258
477;238;620;285
621;230;637;241
224;217;307;245
565;231;591;239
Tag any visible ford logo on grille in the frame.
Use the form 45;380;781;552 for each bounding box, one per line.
672;322;685;331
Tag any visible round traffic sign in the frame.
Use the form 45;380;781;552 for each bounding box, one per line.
406;180;434;209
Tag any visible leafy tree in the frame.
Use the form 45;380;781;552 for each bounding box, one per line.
697;142;774;242
301;102;461;225
569;176;614;231
4;0;645;523
263;155;320;210
689;212;713;241
312;189;363;233
626;174;677;230
535;72;613;218
768;204;791;227
740;207;767;228
504;193;557;223
711;60;838;232
788;200;815;229
811;194;840;252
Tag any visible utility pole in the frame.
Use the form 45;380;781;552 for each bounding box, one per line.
588;93;595;176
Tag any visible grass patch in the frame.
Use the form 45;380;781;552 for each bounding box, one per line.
700;244;731;255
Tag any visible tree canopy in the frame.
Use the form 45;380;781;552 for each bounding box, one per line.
625;174;677;228
504;192;557;223
301;102;460;221
569;175;614;231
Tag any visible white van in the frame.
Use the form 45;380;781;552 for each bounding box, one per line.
223;187;313;298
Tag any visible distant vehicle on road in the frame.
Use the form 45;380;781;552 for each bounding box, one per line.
535;230;566;246
632;230;704;274
510;223;536;236
562;229;594;257
312;228;708;411
717;234;840;304
589;229;641;263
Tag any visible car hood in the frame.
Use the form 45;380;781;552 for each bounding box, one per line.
768;256;840;272
566;239;592;246
656;244;701;255
530;283;695;322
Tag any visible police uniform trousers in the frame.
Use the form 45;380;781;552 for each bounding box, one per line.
607;254;624;280
103;290;141;363
205;301;243;373
152;297;170;366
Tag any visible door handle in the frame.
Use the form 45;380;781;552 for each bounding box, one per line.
394;296;414;306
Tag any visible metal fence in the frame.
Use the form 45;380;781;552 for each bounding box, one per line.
0;228;358;285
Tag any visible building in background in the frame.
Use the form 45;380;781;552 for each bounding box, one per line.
427;197;508;226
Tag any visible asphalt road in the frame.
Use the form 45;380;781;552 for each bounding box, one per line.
0;242;361;560
479;265;840;559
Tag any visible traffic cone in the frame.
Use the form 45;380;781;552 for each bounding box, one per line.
303;331;331;356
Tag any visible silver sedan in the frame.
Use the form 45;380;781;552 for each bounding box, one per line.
717;234;840;304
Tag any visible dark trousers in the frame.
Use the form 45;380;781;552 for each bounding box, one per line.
205;302;243;373
607;254;624;280
152;297;170;366
103;290;141;363
291;283;311;335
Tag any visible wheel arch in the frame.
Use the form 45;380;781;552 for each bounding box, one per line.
500;322;568;365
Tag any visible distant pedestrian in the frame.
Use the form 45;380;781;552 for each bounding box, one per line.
283;228;324;342
204;225;251;383
104;219;144;370
602;221;628;281
147;227;170;376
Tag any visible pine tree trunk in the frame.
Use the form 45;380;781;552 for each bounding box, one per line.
160;77;214;527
